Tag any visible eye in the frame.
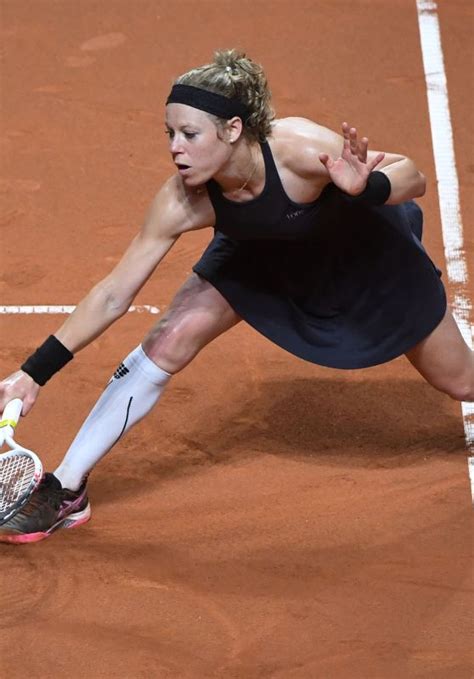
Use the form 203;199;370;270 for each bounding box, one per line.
184;132;197;140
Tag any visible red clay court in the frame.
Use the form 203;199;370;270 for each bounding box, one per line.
0;1;473;677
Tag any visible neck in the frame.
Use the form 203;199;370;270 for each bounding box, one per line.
214;140;263;197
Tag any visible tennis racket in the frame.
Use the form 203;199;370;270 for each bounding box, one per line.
0;399;43;525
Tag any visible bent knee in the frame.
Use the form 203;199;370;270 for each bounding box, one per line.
439;378;474;402
447;386;474;402
142;311;231;373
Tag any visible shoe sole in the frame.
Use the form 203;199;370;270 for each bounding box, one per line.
0;503;92;544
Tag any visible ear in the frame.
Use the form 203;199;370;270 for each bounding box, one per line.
226;116;244;144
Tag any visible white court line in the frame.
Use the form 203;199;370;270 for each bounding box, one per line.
416;1;474;501
0;305;160;315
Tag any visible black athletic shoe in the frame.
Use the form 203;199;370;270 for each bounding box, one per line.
0;473;90;544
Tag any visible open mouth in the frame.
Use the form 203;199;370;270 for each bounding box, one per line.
176;163;191;172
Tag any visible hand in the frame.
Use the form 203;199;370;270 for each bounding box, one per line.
0;370;40;416
319;122;385;195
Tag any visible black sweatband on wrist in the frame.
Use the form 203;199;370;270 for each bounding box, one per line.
352;171;391;206
21;335;73;386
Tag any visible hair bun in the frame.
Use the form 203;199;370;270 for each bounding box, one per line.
175;49;274;142
214;48;246;71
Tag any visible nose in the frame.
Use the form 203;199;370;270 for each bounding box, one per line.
169;136;182;154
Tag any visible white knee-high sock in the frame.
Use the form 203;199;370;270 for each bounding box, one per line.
54;345;171;490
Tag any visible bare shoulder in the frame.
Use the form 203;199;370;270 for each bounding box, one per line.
143;175;215;239
270;117;342;178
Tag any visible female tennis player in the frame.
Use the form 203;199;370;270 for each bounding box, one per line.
0;49;472;543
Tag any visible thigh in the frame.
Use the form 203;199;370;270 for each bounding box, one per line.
405;305;473;394
143;273;241;362
159;272;240;330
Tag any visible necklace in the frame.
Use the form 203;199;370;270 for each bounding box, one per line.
237;149;258;192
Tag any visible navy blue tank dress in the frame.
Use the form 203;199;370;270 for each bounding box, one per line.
193;141;447;369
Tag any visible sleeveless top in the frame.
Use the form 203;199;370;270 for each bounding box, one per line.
193;141;447;369
205;141;335;241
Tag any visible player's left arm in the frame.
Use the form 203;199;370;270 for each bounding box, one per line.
290;119;426;205
365;149;426;204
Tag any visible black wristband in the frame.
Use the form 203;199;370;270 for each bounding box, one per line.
21;335;73;386
351;171;391;206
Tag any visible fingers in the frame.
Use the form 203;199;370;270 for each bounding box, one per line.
341;121;351;151
342;122;369;162
0;371;39;416
22;398;35;416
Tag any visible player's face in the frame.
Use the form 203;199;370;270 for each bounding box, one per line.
165;104;232;186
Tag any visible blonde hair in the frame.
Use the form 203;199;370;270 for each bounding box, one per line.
174;49;275;142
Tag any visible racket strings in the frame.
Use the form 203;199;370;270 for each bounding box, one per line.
0;455;37;510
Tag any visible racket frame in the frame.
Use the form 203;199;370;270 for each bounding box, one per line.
0;400;44;525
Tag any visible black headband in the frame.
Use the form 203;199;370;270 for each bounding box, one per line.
166;84;250;122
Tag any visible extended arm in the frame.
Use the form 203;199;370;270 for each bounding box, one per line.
55;226;177;354
0;178;196;413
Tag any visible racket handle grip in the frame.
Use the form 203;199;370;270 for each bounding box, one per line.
0;399;23;438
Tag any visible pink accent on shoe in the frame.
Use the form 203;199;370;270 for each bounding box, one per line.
58;488;89;519
0;503;91;544
0;531;51;544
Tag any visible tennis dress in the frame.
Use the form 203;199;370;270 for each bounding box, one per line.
193;141;447;369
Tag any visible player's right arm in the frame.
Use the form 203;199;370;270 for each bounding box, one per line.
0;176;210;414
55;178;186;353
